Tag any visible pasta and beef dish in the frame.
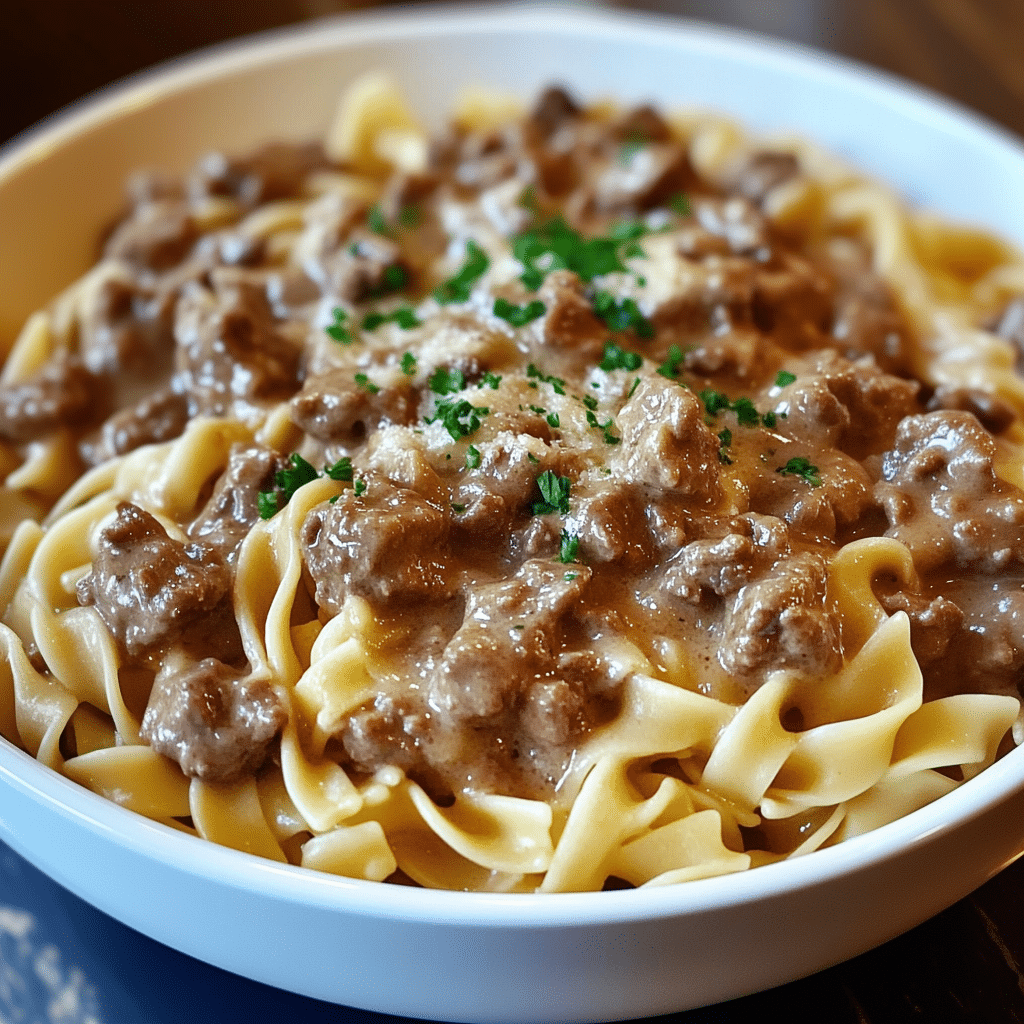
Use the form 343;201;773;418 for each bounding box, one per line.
2;79;1024;891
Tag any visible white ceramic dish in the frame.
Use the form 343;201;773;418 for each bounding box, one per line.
3;5;1024;1022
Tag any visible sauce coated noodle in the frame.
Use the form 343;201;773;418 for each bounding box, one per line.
2;76;1023;892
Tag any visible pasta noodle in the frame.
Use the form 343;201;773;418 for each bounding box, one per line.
2;75;1023;893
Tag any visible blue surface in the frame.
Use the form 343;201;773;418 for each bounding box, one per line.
0;838;411;1024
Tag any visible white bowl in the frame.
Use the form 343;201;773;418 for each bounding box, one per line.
3;5;1024;1022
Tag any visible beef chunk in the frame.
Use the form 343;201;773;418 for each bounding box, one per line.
569;485;649;566
104;202;198;272
989;296;1024;369
589;141;691;214
311;228;408;302
189;444;286;561
188;142;327;207
694;197;771;258
79;385;190;466
538;271;607;360
877;411;1024;573
661;514;790;603
0;355;101;442
879;591;964;667
301;476;451;611
731;151;800;205
614;375;723;500
428;559;593;721
526;86;582;141
141;657;286;781
721;551;842;678
772;352;921;458
290;368;416;442
174;270;301;416
926;384;1015;434
76;502;232;657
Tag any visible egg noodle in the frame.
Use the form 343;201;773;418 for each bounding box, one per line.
1;77;1022;892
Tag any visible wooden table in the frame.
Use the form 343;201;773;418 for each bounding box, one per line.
3;2;1024;1021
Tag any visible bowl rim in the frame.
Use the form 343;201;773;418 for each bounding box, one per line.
3;1;1024;929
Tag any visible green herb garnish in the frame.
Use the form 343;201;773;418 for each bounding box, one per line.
525;363;566;395
599;340;643;372
775;370;797;388
512;217;643;290
466;444;482;469
326;307;353;344
324;457;353;482
558;530;580;564
657;344;685;380
430;399;489;441
354;478;368;496
354;373;380;395
362;307;421;331
434;240;489;305
401;352;417;375
479;371;503;390
592;291;654;338
257;453;320;519
776;457;822;487
428;366;466;395
494;297;546;327
532;470;572;515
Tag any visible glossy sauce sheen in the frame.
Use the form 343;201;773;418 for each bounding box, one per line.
5;88;1024;801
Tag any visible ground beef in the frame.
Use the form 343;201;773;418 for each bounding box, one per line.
290;368;416;443
877;410;1024;574
301;476;451;611
0;356;101;442
174;270;302;416
76;502;232;658
720;551;842;679
79;386;190;466
141;657;286;781
613;375;723;500
188;444;286;562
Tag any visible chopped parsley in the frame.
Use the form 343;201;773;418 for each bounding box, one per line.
428;366;466;395
479;371;503;389
257;453;320;519
324;456;353;482
628;376;641;397
532;470;572;515
494;297;546;327
592;291;654;338
367;205;389;236
546;412;560;428
451;502;467;514
585;409;620;445
430;399;489;441
362;307;421;331
512;217;644;290
657;343;685;379
433;240;489;305
717;429;733;465
669;192;691;215
354;478;368;496
775;370;797;388
699;389;776;430
558;530;580;564
354;373;380;395
525;363;566;395
599;340;643;372
465;444;482;469
776;457;822;487
375;265;408;296
326;307;353;344
398;204;421;228
400;352;417;375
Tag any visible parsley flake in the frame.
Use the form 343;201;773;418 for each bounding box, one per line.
776;457;822;487
479;371;503;390
599;341;643;372
451;502;467;514
775;370;797;388
558;530;580;564
512;217;641;290
657;343;685;379
592;291;654;338
324;457;353;482
585;409;621;445
354;478;368;496
532;470;572;515
494;297;547;327
326;307;353;344
430;399;489;440
257;453;320;519
669;192;691;215
434;240;489;305
428;366;466;395
362;307;421;332
367;205;389;236
466;444;482;469
401;352;417;375
525;363;567;395
717;429;733;466
546;412;560;428
354;373;380;395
